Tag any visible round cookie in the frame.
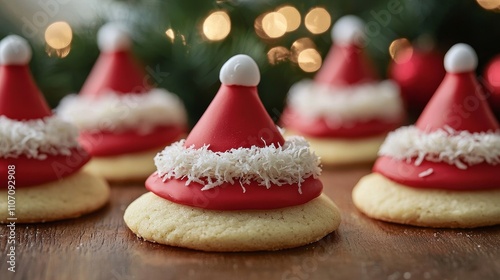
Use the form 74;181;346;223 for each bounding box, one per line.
83;148;161;183
285;130;385;166
352;173;500;228
0;171;109;223
124;192;340;251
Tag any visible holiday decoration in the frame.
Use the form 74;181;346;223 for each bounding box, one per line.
124;54;340;251
57;23;187;182
353;43;500;228
0;35;109;223
388;43;445;116
483;54;500;118
281;15;405;166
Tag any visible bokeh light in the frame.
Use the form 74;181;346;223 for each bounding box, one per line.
267;46;289;65
202;11;231;41
290;37;316;63
261;12;287;38
277;6;301;32
477;0;500;10
304;7;331;34
44;21;73;50
298;48;322;72
389;38;413;64
45;45;71;58
165;28;175;42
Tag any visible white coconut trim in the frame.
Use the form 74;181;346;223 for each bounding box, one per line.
379;125;500;169
287;79;403;125
57;88;187;134
154;136;321;193
0;115;80;160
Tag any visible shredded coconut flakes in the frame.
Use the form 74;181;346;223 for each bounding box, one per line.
287;79;403;124
57;88;187;133
379;125;500;169
154;136;321;192
418;168;434;178
0;115;80;159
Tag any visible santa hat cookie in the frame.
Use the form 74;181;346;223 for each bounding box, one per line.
353;43;500;228
124;55;341;251
57;22;187;182
281;15;405;166
0;35;109;223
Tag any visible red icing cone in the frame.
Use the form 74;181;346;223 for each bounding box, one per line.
185;85;284;152
374;43;500;190
315;44;378;86
315;15;378;86
80;51;149;98
0;36;51;121
0;35;89;188
146;54;322;210
80;24;150;98
75;23;185;156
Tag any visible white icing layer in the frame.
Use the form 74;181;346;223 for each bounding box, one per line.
379;125;500;169
57;88;187;133
0;35;32;65
444;43;477;73
154;136;321;192
287;80;403;125
220;54;260;87
0;115;80;159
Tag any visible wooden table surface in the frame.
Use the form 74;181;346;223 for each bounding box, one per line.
1;166;500;280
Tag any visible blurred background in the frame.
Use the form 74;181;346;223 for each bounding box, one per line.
1;0;500;125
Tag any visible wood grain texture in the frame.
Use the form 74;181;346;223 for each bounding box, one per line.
1;167;500;280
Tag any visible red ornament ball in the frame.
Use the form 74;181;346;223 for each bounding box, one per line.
388;49;445;115
483;55;500;117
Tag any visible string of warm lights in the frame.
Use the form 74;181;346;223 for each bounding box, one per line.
44;2;497;71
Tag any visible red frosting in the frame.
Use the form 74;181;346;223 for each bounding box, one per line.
1;148;90;188
184;85;285;151
374;156;500;190
80;124;185;157
147;84;320;210
80;51;151;99
416;73;500;132
281;108;404;138
374;72;500;191
146;173;323;210
0;65;51;120
314;44;378;86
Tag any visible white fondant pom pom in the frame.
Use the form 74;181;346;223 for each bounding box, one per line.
444;43;477;73
331;15;365;46
97;22;131;52
0;35;32;65
219;54;260;87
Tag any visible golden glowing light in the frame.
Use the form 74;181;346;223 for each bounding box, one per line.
304;7;331;34
44;21;72;50
290;37;316;63
46;45;71;58
165;28;175;42
202;11;231;41
298;48;322;72
262;12;287;38
267;46;289;65
277;6;301;32
477;0;500;10
389;38;414;64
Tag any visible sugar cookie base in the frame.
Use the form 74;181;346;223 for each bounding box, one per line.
83;148;160;183
285;130;385;166
124;192;341;251
0;171;109;223
352;173;500;228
